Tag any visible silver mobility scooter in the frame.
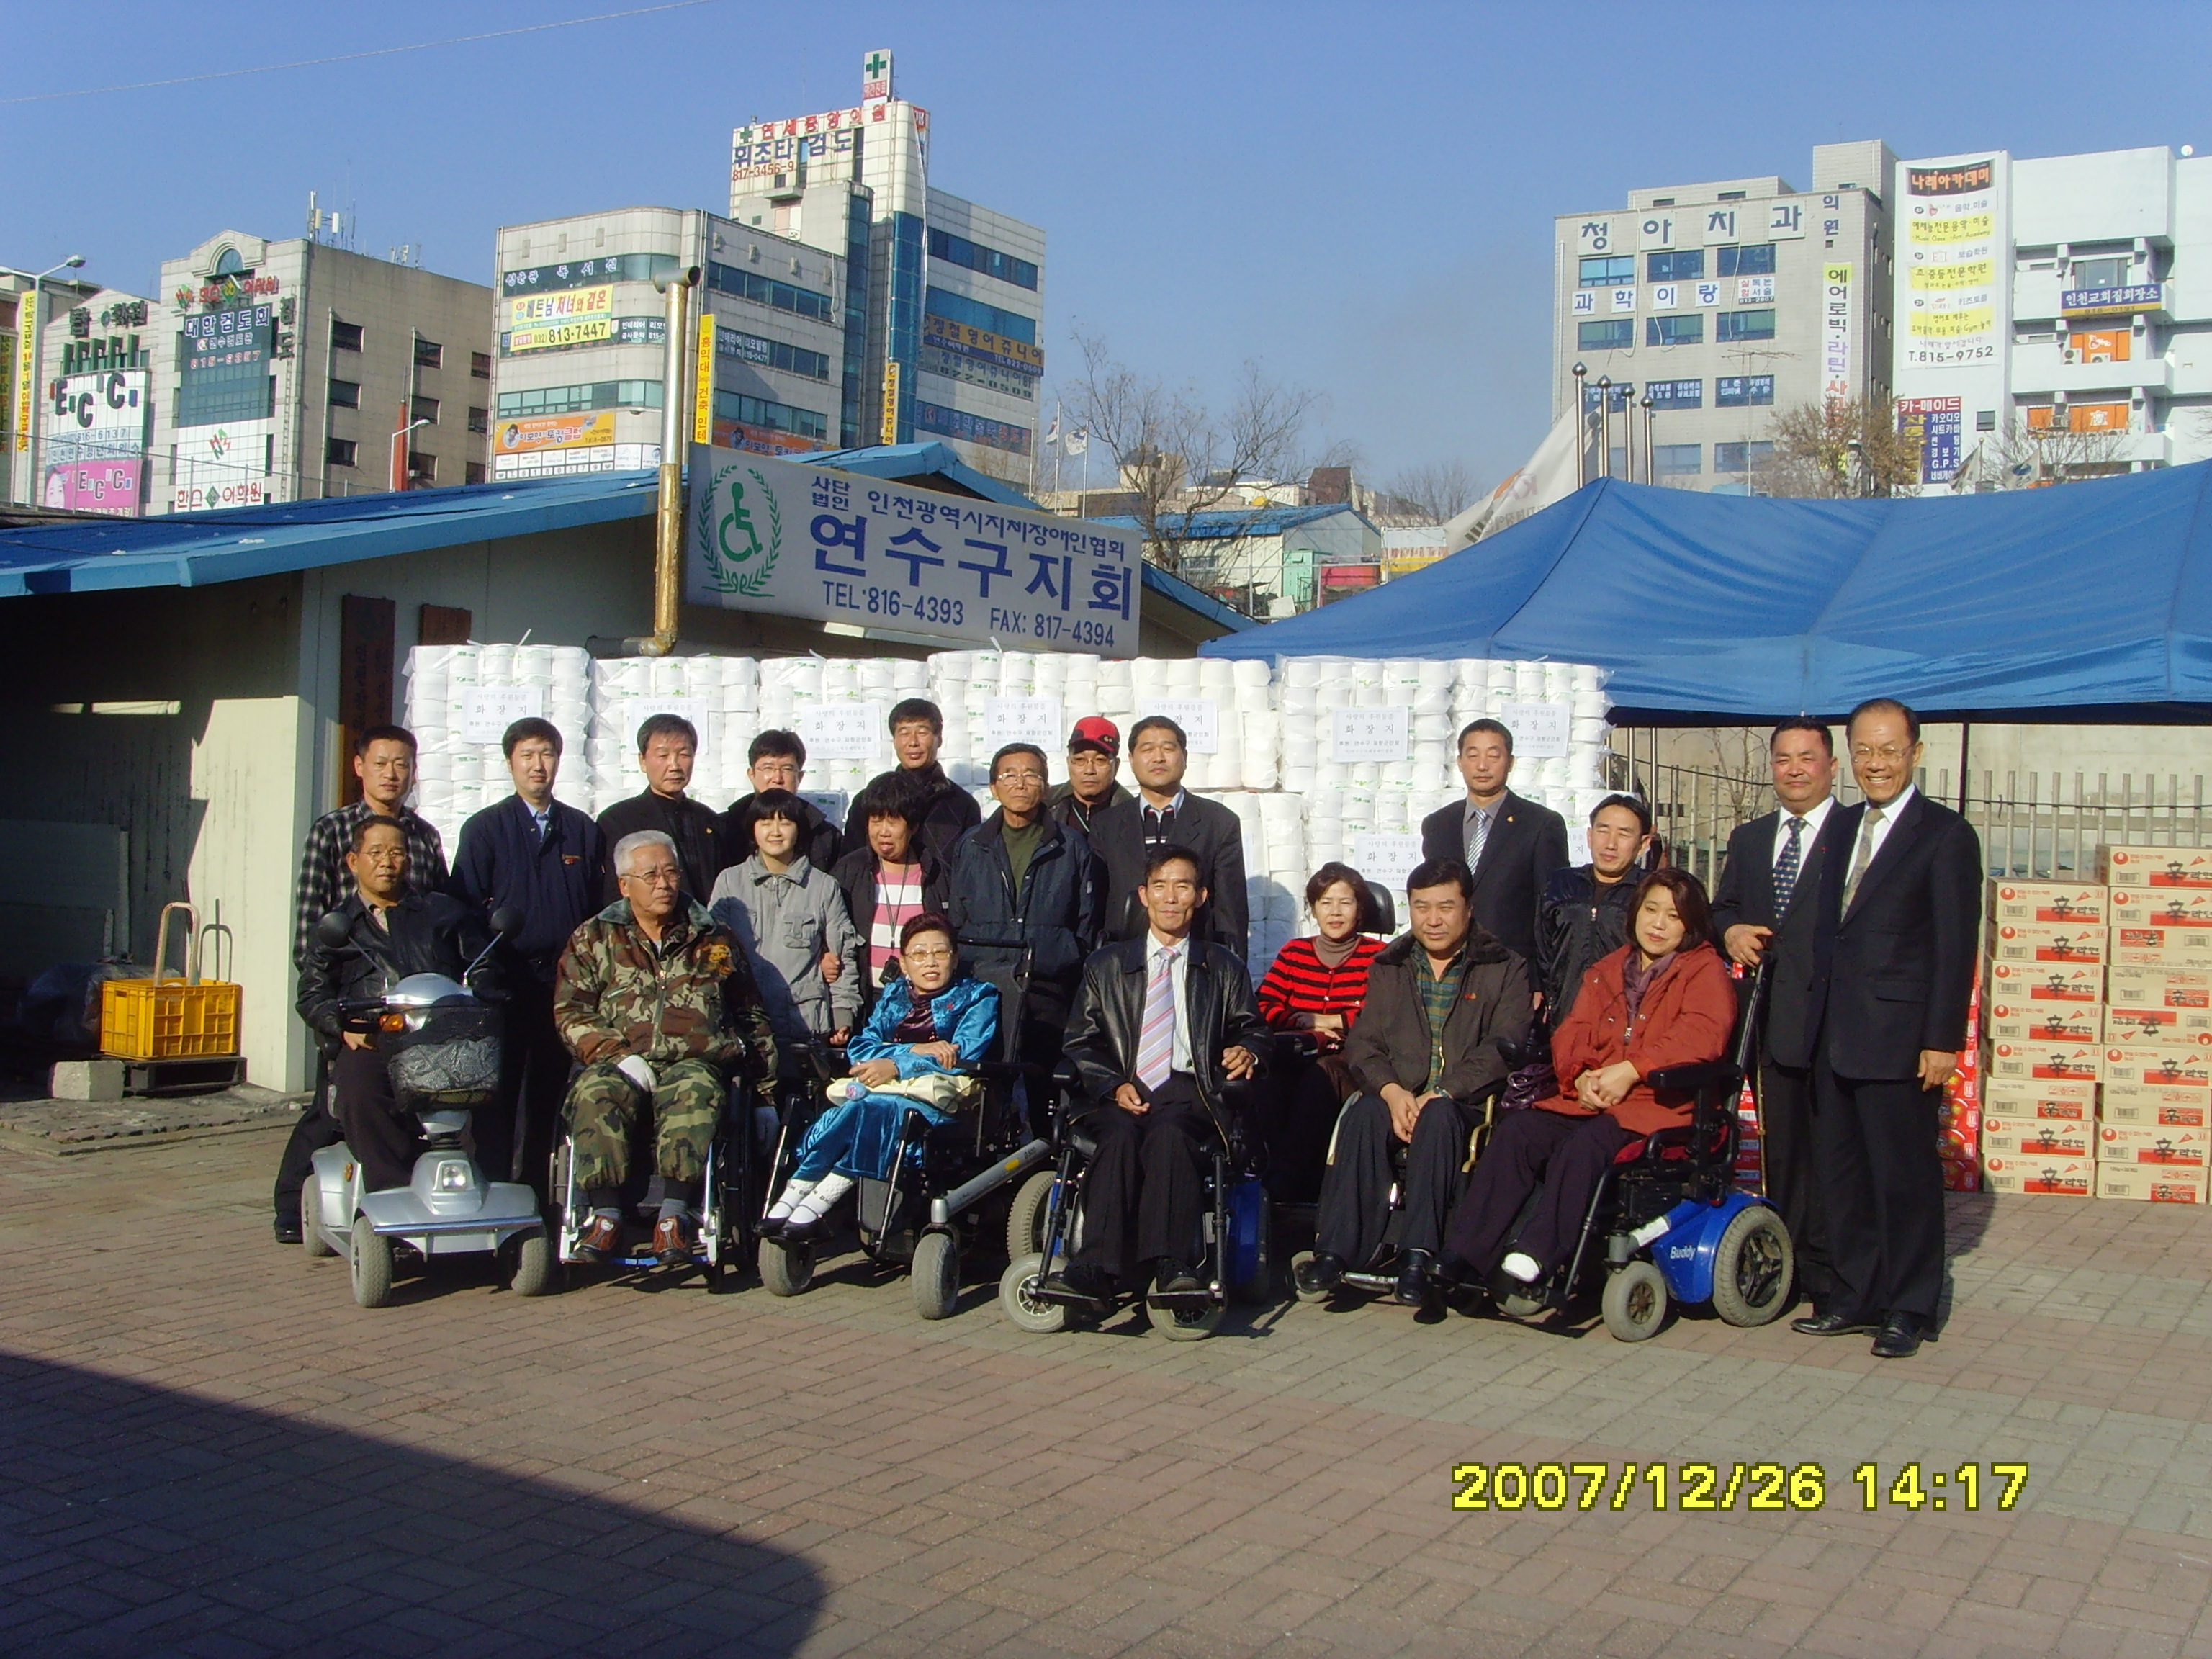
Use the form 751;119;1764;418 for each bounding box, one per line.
301;908;554;1308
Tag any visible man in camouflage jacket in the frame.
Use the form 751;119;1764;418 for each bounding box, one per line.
554;829;774;1264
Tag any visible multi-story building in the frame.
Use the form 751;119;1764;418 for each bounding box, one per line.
1892;146;2212;485
152;230;493;513
3;265;102;506
488;207;844;480
728;49;1045;477
1552;140;1897;493
35;284;156;516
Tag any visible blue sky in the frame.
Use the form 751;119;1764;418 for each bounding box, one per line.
7;1;2208;493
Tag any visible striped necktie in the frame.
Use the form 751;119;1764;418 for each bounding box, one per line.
1771;815;1805;916
1843;804;1886;912
1136;947;1177;1089
1467;806;1492;871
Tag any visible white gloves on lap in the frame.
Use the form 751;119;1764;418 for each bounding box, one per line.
615;1054;657;1096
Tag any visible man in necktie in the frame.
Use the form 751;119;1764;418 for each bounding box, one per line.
1712;721;1843;1324
1046;845;1270;1312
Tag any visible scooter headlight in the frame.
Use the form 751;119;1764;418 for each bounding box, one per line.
433;1159;474;1192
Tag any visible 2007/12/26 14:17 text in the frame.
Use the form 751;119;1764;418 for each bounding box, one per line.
1449;1462;2029;1513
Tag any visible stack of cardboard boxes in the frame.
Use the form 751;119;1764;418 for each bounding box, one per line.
1980;850;2212;1202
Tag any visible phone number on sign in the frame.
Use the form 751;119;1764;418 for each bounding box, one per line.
817;579;1116;648
1450;1462;2029;1513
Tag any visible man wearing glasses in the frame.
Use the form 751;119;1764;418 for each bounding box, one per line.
554;830;774;1265
1799;698;1981;1360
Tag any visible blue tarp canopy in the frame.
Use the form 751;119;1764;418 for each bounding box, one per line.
1200;466;2212;722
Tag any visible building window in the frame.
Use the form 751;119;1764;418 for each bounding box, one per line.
495;379;664;417
1714;440;1776;474
408;451;437;486
926;228;1040;290
710;389;829;439
1578;255;1635;287
1647;314;1704;346
1647;250;1705;283
922;286;1038;346
1715;374;1775;407
1977;409;1996;431
1645;378;1703;409
715;327;832;381
1717;244;1776;277
2066;326;2131;364
703;261;835;321
467;405;489;433
414;338;444;369
465;461;487;485
470;351;492;379
1718;189;1747;202
412;395;439;426
1653;444;1702;475
331;319;363;352
325;437;358;468
1716;309;1776;343
1577;319;1634;351
2070;255;2130;292
176;370;274;428
328;378;360;409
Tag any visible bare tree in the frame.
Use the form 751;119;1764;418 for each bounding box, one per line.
1378;459;1480;523
1950;415;2135;491
1764;395;1923;498
1069;327;1323;611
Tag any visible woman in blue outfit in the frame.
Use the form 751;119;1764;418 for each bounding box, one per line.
760;913;999;1242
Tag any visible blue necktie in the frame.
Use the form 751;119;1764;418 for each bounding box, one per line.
1772;816;1805;915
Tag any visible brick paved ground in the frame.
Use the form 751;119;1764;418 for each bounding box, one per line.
6;1129;2212;1657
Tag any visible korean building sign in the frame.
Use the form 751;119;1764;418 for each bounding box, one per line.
687;444;1141;653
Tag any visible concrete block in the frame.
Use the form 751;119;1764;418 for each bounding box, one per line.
49;1059;125;1102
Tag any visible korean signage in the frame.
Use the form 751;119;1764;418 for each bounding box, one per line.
1330;706;1409;764
795;701;884;761
1900;154;2005;368
2062;284;2162;317
179;305;273;373
1646;379;1702;410
687;444;1142;653
10;309;31;455
2028;403;2129;435
729;96;927;189
1573;200;1801;259
920;313;1043;375
461;685;547;744
914;400;1029;456
43;459;141;514
1498;701;1570;760
1897;395;1964;484
495;411;615;457
506;285;613;352
693;312;714;446
171;418;271;513
982;696;1064;750
43;369;148;518
711;418;827;458
1822;264;1853;405
879;359;900;445
1136;698;1219;755
172;273;278;310
1350;833;1424;897
502;258;635;294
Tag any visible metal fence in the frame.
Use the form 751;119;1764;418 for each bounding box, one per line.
1606;732;2212;885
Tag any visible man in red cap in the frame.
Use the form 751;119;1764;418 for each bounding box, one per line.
1048;716;1131;840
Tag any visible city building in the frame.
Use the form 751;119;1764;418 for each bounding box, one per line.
1552;140;1898;493
32;284;156;517
488;207;845;480
728;49;1045;478
1892;145;2212;485
151;230;494;513
3;264;102;507
1094;500;1379;618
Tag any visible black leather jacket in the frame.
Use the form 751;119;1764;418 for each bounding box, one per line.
297;891;494;1051
1061;937;1272;1123
1535;866;1638;1032
946;813;1102;1017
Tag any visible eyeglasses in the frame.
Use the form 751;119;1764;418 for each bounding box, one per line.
354;848;408;866
995;770;1046;786
1849;744;1914;764
623;867;683;887
902;945;953;963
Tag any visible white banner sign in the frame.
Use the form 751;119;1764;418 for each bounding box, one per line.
796;700;885;761
608;695;714;758
800;788;848;828
688;444;1142;653
1329;706;1409;764
1136;697;1218;755
982;695;1064;752
460;685;547;743
1500;700;1570;759
1351;832;1425;897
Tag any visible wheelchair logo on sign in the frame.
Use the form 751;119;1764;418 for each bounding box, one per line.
698;462;782;598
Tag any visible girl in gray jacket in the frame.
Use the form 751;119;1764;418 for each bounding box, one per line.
709;791;862;1051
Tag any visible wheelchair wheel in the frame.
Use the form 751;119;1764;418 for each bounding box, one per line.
300;1182;336;1259
1709;1205;1794;1328
1005;1168;1056;1263
912;1229;959;1321
998;1252;1066;1334
507;1228;557;1298
350;1216;395;1309
757;1233;814;1297
1601;1259;1668;1342
1231;1197;1274;1305
1156;1298;1223;1341
1496;1288;1547;1321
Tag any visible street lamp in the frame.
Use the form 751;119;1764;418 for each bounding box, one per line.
1639;393;1655;485
4;255;86;505
1570;362;1588;485
390;418;431;493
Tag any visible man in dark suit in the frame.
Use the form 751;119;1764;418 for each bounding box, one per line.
1091;716;1249;963
1419;718;1570;966
1797;698;1982;1360
1709;719;1848;1321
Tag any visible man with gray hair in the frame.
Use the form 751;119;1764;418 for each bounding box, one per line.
554;829;773;1265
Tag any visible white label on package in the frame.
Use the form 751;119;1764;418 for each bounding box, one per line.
1330;706;1410;763
1351;832;1425;896
461;685;547;743
609;695;712;757
1500;699;1570;759
799;789;848;828
982;696;1064;751
1136;697;1218;755
796;701;884;761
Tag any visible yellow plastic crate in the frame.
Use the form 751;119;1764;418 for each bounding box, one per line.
99;902;242;1060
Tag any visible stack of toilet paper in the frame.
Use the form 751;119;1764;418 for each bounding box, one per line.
403;644;593;847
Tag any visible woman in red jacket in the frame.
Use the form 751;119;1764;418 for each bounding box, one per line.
1439;866;1737;1291
1255;863;1387;1203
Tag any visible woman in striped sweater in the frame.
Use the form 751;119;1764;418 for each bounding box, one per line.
1256;863;1387;1205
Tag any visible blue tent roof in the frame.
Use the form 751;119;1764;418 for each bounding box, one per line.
1094;502;1377;541
1200;467;2212;720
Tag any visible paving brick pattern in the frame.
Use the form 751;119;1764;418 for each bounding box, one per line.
5;1130;2212;1656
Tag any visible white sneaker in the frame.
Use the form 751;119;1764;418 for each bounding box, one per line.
1501;1251;1543;1284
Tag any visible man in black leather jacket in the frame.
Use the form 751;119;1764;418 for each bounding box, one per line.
1045;845;1270;1310
1534;794;1655;1030
297;816;495;1194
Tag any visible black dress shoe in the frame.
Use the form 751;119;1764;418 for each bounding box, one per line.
274;1216;303;1245
1392;1249;1435;1307
1293;1252;1345;1298
1871;1311;1930;1359
1790;1309;1878;1336
1147;1259;1210;1309
1038;1264;1116;1307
